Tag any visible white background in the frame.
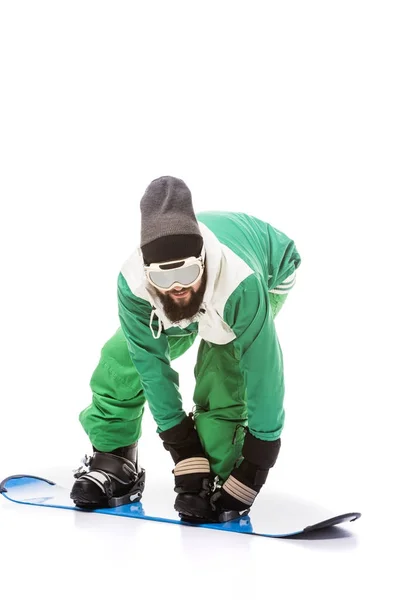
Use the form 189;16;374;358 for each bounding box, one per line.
0;1;399;598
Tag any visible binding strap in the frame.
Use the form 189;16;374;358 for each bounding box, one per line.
174;457;210;477
222;475;258;506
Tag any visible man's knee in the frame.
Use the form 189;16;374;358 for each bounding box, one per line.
99;328;132;366
90;329;140;397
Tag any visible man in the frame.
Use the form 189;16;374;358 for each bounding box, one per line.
71;175;301;522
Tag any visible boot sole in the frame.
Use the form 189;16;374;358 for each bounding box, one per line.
174;496;217;523
70;491;109;510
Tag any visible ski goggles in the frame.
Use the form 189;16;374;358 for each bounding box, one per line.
144;246;205;292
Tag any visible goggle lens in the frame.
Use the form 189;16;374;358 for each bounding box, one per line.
148;263;201;289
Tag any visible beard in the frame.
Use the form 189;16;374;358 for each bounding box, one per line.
155;271;207;324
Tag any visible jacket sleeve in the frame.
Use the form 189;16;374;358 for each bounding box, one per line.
223;273;285;442
117;273;186;432
265;222;302;292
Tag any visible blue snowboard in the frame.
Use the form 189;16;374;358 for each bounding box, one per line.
0;472;361;538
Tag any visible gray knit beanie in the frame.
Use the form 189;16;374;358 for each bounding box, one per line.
140;176;203;264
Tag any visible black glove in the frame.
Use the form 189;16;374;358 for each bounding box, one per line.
216;431;281;513
159;415;211;494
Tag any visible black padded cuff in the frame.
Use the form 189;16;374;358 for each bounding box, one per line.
242;432;281;469
159;416;205;464
159;416;195;444
231;459;269;492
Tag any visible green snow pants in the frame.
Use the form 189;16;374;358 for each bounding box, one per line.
79;293;287;482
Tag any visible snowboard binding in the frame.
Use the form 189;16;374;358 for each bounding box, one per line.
70;443;145;509
174;476;216;523
174;478;249;524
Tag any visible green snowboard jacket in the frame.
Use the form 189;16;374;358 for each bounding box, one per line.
117;211;301;442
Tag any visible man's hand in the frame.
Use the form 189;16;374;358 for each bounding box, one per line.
213;432;281;514
159;415;214;521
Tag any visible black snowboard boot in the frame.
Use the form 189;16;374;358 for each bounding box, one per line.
70;443;145;509
159;415;218;523
173;472;217;523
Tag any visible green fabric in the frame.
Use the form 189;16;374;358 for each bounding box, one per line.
193;289;287;479
195;211;299;443
117;273;199;433
197;211;301;288
115;213;299;452
117;273;195;433
79;327;197;452
81;211;298;480
79;292;287;480
193;340;247;479
223;274;285;442
269;292;287;318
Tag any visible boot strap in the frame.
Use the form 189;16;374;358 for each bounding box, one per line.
89;452;137;481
